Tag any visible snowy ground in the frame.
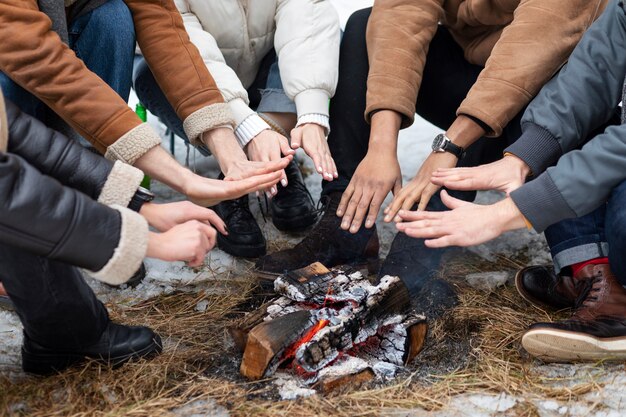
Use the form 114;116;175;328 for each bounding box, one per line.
1;2;624;416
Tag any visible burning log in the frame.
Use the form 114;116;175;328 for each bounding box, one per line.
239;263;428;388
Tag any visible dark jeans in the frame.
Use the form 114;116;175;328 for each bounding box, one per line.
0;0;135;135
0;243;108;350
133;50;294;157
322;8;524;294
545;180;626;285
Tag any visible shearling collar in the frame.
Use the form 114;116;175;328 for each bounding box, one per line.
0;91;7;153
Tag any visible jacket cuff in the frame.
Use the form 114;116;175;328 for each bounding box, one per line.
234;114;271;148
229;97;256;127
505;123;562;177
97;161;144;207
88;205;148;286
296;114;330;136
104;123;162;165
510;172;577;233
183;103;235;147
294;89;330;120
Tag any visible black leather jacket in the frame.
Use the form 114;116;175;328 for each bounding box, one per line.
0;99;147;284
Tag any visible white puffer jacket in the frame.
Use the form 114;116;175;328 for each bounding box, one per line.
174;0;340;146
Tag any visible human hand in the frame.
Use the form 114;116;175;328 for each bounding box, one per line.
184;156;291;206
146;220;218;267
384;151;458;222
395;190;527;248
337;150;402;233
430;154;530;195
246;129;295;185
291;123;337;181
140;201;227;234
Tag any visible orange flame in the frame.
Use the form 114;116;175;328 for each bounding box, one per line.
282;319;330;362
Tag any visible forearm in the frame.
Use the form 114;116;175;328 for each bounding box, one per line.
201;127;248;174
368;110;402;154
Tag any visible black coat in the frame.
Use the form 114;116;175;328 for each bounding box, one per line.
0;99;146;280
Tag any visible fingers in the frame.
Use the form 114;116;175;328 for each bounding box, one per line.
202;209;228;235
224;171;283;200
340;187;363;232
336;186;354;217
347;189;374;233
384;188;409;222
365;190;386;229
397;209;443;222
279;135;295;156
290;127;302;149
416;187;437;212
440;189;471;209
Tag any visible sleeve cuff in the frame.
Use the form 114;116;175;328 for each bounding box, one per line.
104;123;162;165
229;97;256;127
234;114;271;147
505;123;563;177
294;89;330;120
183;103;236;147
87;205;148;286
510;172;576;233
97;161;144;207
296;114;330;136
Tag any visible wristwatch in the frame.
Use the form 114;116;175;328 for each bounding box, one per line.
128;186;155;212
432;133;465;159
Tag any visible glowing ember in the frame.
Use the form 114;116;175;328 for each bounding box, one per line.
282;319;330;361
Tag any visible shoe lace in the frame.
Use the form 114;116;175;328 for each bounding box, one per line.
574;276;602;311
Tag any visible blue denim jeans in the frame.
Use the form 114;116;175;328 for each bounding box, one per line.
546;179;626;285
0;0;135;129
132;50;295;156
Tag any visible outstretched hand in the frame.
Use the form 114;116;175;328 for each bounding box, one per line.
140;201;227;234
291;123;337;181
430;154;530;195
337;150;402;233
246;129;295;189
384;151;458;222
185;155;292;206
147;220;218;267
395;190;527;248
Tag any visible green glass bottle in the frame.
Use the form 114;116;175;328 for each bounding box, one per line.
135;103;151;190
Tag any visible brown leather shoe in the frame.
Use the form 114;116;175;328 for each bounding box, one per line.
515;265;592;310
522;264;626;362
255;192;380;280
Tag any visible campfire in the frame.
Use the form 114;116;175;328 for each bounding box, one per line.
231;263;427;392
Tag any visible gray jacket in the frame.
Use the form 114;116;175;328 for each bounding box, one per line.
505;0;626;232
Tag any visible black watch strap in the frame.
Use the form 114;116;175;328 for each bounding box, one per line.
442;139;465;159
432;133;465;159
128;186;155;212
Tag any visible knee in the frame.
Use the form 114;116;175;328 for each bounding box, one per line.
90;0;135;49
343;8;371;40
132;58;153;97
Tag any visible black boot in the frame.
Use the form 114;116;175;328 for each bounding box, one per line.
22;322;162;375
270;159;317;232
212;195;266;258
255;192;379;279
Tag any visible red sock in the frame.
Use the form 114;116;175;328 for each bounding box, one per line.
571;257;609;277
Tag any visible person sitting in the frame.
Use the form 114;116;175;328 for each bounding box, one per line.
133;0;341;257
0;91;230;374
395;0;626;361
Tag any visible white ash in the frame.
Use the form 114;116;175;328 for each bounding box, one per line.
273;374;317;400
465;271;510;292
314;356;371;381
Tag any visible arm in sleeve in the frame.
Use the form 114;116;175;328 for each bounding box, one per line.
505;1;626;176
0;153;148;285
275;0;341;132
458;0;608;137
5;99;143;207
126;0;235;147
364;0;444;128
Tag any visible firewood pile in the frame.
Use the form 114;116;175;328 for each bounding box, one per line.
230;263;428;392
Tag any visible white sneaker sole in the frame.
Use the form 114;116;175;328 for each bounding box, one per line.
522;328;626;362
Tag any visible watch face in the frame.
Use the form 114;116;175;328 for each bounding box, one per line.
432;134;445;152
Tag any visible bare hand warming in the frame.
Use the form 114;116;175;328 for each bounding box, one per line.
395;190;527;248
291;123;337;181
140;201;227;234
430;154;530;194
246;129;295;187
146;220;218;267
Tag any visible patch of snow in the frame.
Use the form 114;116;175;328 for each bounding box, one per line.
465;271;510;291
273;374;317;400
171;399;230;417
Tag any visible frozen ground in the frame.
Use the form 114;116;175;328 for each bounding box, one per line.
1;2;624;416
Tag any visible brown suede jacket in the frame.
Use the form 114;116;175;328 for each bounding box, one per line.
0;91;6;153
0;0;234;164
365;0;607;136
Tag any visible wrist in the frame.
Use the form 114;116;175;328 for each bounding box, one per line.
497;198;527;232
504;153;531;178
445;115;486;148
369;110;401;150
146;232;164;259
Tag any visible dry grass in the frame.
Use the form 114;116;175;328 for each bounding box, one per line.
0;255;610;417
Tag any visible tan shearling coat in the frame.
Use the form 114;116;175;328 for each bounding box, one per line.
365;0;607;136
